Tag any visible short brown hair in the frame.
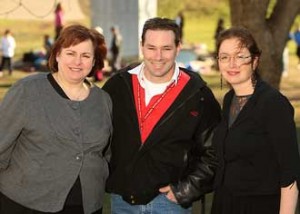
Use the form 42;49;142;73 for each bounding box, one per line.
48;24;107;77
141;17;181;46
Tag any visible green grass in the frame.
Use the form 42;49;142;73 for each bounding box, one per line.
183;16;230;52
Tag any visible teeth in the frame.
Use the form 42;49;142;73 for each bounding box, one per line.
70;68;81;71
153;63;163;68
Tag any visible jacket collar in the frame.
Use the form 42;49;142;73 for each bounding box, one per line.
128;62;181;85
118;64;207;150
118;63;207;93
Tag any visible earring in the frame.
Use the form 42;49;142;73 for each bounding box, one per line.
220;73;223;90
251;73;257;89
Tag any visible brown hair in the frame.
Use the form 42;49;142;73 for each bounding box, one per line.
55;3;63;12
216;26;262;75
48;24;107;77
141;17;181;46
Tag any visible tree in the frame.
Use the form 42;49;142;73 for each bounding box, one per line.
229;0;300;89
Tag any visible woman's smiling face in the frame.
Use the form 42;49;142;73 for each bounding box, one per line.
56;39;95;83
218;38;258;88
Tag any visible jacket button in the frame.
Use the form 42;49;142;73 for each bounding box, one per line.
71;103;79;110
73;128;80;136
131;200;135;204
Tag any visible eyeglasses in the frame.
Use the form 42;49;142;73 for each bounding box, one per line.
217;54;252;65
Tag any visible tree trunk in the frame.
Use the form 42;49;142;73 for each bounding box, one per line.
229;0;300;89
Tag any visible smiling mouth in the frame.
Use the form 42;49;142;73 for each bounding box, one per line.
227;71;239;76
152;62;164;68
69;67;82;71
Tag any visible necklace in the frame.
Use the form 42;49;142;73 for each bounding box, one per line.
228;94;251;127
136;71;181;131
235;94;251;111
54;73;89;101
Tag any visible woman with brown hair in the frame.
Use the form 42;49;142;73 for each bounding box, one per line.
0;25;112;214
211;26;300;214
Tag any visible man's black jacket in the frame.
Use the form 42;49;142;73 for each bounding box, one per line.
102;65;221;207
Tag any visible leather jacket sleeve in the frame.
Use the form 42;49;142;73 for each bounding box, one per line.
170;87;221;207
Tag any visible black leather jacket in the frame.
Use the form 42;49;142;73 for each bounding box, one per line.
103;64;221;207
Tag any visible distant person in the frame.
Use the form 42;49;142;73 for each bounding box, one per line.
0;29;16;77
54;3;64;40
103;17;221;214
214;18;225;54
43;34;53;60
175;11;185;41
29;34;54;71
0;24;112;214
211;26;300;214
109;25;122;73
290;24;300;69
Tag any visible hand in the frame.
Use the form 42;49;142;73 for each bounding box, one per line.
159;185;178;203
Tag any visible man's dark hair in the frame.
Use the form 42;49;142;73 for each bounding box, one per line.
141;17;181;46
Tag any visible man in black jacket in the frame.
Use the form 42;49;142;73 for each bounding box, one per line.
103;17;221;213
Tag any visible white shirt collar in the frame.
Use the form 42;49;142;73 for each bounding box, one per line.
128;62;180;87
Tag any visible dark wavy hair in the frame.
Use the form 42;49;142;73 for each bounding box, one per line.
48;24;107;77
